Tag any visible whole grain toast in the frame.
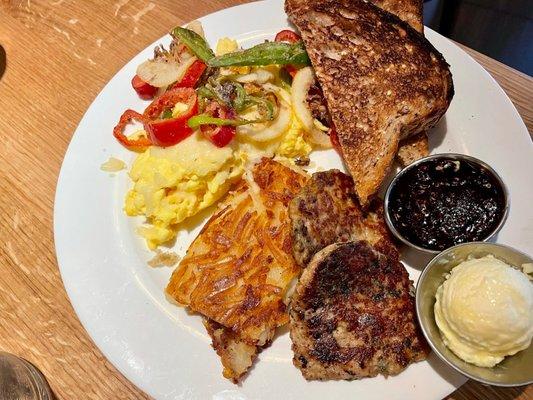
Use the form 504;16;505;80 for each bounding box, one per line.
286;0;453;206
372;0;424;32
396;130;430;166
372;0;431;166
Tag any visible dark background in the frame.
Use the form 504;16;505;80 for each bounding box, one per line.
424;0;533;76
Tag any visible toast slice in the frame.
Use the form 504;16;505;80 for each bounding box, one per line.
396;130;430;166
372;0;423;32
286;0;453;206
372;0;430;165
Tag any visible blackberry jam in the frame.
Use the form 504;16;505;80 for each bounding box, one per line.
387;156;506;252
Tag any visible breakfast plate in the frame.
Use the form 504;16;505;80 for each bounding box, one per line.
54;0;533;399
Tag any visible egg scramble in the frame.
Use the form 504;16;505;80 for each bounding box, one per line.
125;38;317;249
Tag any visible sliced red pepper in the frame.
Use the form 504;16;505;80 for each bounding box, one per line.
143;87;198;120
275;30;301;77
329;126;342;154
143;87;199;147
144;118;195;147
113;109;152;151
200;102;236;148
131;75;158;100
274;29;301;44
206;125;235;148
172;60;207;89
284;65;298;78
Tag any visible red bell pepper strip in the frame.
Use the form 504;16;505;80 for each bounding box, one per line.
131;75;158;100
143;87;199;147
143;87;197;119
144;118;195;147
114;88;199;149
200;102;236;148
113;110;152;151
329;126;342;155
274;29;301;44
205;125;235;148
284;65;298;78
172;60;207;89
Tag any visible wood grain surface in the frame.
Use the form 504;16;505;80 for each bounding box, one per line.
0;1;531;399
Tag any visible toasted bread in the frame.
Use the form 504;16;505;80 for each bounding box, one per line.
371;0;431;164
372;0;431;164
396;130;430;166
286;0;453;206
166;158;308;381
372;0;423;32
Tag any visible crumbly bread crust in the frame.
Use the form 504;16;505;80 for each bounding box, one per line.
286;0;453;205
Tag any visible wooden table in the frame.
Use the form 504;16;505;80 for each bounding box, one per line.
0;1;531;399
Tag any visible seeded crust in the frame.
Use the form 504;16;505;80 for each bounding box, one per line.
289;170;398;268
371;0;430;166
305;0;431;166
372;0;423;32
289;241;429;380
286;0;453;206
308;0;431;166
396;131;430;166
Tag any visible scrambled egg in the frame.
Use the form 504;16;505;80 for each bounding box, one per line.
277;118;312;159
125;132;244;249
126;120;313;249
216;37;250;75
125;38;316;249
216;37;238;55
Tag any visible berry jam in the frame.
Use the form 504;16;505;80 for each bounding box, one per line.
388;157;506;252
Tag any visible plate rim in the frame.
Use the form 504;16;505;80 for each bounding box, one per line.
53;1;531;399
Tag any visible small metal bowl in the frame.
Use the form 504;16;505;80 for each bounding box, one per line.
416;242;533;387
384;153;509;254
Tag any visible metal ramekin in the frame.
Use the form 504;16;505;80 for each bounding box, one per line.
383;153;510;254
416;242;533;386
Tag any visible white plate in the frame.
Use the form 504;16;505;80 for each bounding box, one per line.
54;1;533;399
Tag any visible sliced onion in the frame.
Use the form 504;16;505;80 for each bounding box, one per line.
263;83;291;104
234;69;274;84
237;88;291;142
291;67;332;148
136;56;196;88
186;20;205;38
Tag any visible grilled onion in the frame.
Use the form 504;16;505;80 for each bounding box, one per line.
291;67;332;148
233;69;274;84
136;56;197;88
237;86;291;142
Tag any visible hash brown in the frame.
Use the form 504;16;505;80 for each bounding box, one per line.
166;158;308;380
